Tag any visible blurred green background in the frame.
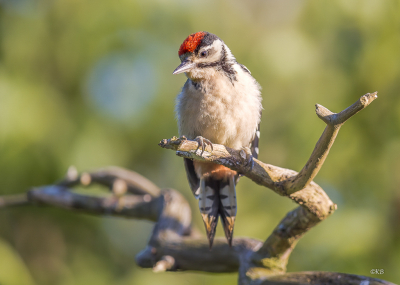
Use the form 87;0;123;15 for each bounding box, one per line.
0;0;399;284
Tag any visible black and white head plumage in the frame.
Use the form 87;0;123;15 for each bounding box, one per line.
174;31;238;82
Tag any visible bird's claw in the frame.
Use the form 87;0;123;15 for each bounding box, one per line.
239;147;254;170
194;136;213;154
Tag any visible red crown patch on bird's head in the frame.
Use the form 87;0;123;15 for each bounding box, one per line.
178;32;207;56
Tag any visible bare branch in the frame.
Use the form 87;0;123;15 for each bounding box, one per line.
251;196;336;273
159;92;378;277
27;167;193;246
257;271;393;285
159;138;334;214
136;237;262;273
147;188;192;244
59;166;160;197
159;136;335;273
160;93;377;197
28;167;193;241
0;93;388;284
28;185;161;221
285;92;378;193
316;92;378;125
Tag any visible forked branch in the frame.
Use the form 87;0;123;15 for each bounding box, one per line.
159;92;378;279
285;92;378;193
0;93;390;285
160;92;378;196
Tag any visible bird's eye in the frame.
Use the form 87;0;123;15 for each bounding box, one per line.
200;50;208;57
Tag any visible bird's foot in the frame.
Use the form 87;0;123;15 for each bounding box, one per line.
239;147;254;171
194;136;214;154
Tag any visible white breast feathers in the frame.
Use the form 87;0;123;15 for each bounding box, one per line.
176;64;262;150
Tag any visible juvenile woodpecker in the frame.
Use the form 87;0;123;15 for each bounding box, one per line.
174;31;262;248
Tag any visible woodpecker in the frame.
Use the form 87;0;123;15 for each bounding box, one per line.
174;31;262;248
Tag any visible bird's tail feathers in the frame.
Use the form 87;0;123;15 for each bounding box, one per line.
198;175;237;248
199;178;219;248
219;175;237;247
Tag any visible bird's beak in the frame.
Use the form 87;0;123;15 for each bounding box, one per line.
173;60;195;75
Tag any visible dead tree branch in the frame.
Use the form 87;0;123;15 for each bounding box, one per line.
0;93;392;285
285;92;378;193
28;185;161;221
158;92;379;282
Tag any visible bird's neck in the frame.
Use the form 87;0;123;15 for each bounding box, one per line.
186;61;237;84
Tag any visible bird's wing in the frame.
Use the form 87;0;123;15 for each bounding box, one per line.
183;158;200;197
239;63;251;74
250;122;261;159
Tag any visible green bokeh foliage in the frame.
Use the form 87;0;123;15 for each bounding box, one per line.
0;0;399;284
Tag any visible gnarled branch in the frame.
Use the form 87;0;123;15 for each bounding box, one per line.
285;92;378;193
28;185;161;221
0;93;391;285
158;92;378;281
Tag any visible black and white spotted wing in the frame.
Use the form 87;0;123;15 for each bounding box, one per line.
250;122;261;159
183;158;200;197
